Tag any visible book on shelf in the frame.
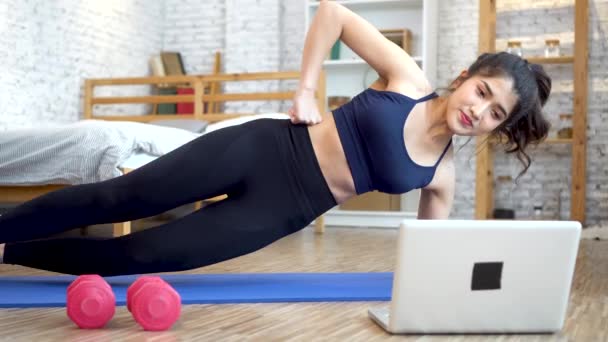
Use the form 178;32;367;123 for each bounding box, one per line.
380;28;412;54
149;55;166;77
161;52;186;76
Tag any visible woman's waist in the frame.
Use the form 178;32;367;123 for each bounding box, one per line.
307;113;357;204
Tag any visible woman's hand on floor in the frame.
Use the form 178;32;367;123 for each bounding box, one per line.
288;88;323;125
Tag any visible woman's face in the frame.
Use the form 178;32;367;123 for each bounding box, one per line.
445;73;519;136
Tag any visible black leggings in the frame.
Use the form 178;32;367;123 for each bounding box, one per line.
0;119;336;276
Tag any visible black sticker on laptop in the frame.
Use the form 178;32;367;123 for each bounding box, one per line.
471;262;503;290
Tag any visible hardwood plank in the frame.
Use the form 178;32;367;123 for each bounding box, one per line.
475;138;494;219
84;80;93;119
490;137;574;145
526;56;574;64
199;71;301;82
91;75;196;86
92;95;195;105
0;185;67;202
202;92;294;102
571;0;588;224
478;0;496;53
475;0;496;220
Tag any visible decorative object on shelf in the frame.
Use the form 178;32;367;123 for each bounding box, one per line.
176;87;195;115
493;175;515;219
328;96;351;111
506;40;523;57
330;42;341;60
150;54;175;114
379;29;412;54
149;55;166;80
493;208;515;219
544;39;561;57
160;52;186;76
556;188;566;220
157;87;177;114
533;204;544;220
557;113;573;139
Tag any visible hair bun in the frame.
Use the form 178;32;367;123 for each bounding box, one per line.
529;63;551;106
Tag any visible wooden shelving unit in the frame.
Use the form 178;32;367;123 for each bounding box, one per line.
305;0;438;99
475;0;588;223
322;56;423;67
490;137;574;145
525;56;575;64
305;0;438;215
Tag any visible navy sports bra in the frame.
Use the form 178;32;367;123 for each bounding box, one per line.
332;87;452;195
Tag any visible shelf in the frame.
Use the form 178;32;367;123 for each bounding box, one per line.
544;138;574;144
525;56;574;64
309;0;421;9
307;0;437;108
490;137;573;145
475;0;588;224
323;56;422;67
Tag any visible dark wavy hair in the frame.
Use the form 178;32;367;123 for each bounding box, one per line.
451;52;552;177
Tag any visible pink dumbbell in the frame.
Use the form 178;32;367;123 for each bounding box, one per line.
126;276;165;312
66;275;116;329
127;276;181;331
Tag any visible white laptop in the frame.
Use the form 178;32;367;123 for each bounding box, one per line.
369;219;581;334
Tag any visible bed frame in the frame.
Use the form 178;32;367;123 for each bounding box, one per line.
0;70;327;236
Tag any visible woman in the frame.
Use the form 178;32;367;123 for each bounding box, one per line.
0;1;550;276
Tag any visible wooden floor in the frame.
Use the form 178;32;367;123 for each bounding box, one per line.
0;227;606;341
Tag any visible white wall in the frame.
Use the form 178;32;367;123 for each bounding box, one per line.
0;0;164;130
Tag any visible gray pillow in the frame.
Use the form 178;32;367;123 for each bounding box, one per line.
148;119;209;133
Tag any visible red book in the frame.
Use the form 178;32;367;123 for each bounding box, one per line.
176;87;194;114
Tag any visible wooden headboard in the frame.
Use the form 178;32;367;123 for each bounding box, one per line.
83;71;326;123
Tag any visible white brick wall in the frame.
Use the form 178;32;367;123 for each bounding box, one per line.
224;0;281;113
0;0;164;130
279;0;305;72
163;0;225;75
278;0;305;111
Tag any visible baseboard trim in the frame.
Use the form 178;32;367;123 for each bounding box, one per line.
315;209;417;228
313;212;606;240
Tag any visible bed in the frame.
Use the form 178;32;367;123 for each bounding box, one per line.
0;71;328;236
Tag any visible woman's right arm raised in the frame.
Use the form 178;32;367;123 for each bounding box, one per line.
290;0;427;124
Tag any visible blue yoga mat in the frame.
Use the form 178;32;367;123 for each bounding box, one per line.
0;273;393;308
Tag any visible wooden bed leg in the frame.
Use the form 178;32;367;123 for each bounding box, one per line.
314;215;325;234
111;167;134;237
113;221;131;237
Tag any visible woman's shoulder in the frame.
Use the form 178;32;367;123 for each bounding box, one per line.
373;70;434;100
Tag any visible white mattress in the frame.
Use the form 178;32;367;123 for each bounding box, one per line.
0;113;290;183
118;152;159;170
0;120;200;185
119;113;290;172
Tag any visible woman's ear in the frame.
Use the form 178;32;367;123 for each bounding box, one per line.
449;70;469;90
